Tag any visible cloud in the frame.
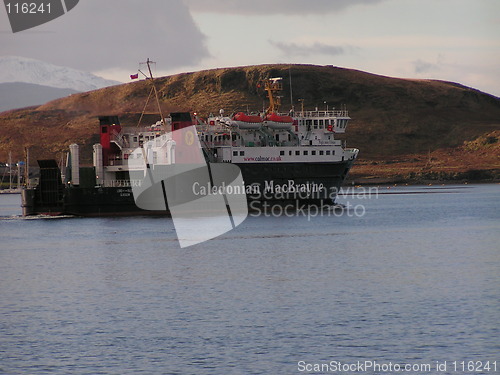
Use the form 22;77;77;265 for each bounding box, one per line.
0;0;210;73
413;59;441;74
270;40;358;57
184;0;383;15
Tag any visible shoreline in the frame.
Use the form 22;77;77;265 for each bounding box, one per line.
346;170;499;187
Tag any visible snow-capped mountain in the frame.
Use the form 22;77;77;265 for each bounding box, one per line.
0;56;120;92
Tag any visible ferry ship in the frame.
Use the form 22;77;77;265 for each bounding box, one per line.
21;71;359;216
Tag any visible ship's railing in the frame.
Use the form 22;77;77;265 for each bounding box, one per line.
108;158;124;166
117;127;167;148
110;131;126;148
291;109;349;118
197;123;232;132
102;179;143;188
120;126;166;134
317;139;342;146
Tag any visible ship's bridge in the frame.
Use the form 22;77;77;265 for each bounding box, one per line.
293;109;350;134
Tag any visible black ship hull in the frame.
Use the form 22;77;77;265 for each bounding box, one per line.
22;160;355;216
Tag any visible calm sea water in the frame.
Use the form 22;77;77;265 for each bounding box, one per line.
0;184;499;375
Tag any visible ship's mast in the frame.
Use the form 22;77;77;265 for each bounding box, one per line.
137;58;166;129
8;151;12;190
17;161;20;189
264;78;283;114
25;147;29;188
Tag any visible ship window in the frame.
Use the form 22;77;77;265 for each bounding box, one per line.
306;119;312;127
239;151;244;156
326;150;331;155
313;120;318;129
303;151;308;155
319;150;324;155
289;151;292;156
233;151;238;156
319;120;324;128
295;151;300;156
332;150;335;155
133;136;138;142
280;150;285;156
312;151;316;155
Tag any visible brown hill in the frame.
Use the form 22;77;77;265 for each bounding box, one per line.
1;64;499;178
349;130;500;184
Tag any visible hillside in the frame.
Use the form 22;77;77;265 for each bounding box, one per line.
0;64;499;181
348;130;500;184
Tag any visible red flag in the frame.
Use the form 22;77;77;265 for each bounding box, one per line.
130;73;139;80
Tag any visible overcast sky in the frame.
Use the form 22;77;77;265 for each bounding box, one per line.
1;0;499;96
